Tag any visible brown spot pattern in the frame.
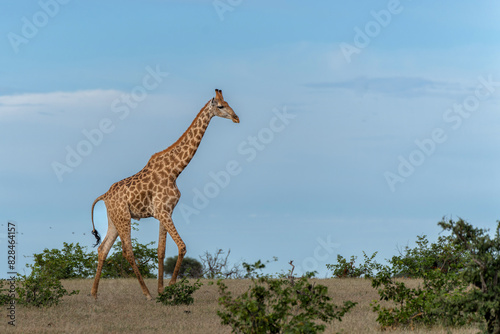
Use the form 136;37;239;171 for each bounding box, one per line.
90;89;238;300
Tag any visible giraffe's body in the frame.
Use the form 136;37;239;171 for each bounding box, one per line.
90;89;239;300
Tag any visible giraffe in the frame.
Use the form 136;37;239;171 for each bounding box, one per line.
89;89;239;300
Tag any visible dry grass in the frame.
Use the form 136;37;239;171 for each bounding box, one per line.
1;278;479;333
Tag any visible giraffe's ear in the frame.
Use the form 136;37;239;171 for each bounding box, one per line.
211;97;216;105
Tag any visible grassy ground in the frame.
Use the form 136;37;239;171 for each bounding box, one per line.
1;278;479;333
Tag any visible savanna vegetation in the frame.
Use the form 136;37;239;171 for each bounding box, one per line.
1;217;499;333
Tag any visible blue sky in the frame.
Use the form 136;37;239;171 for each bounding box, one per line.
1;1;500;278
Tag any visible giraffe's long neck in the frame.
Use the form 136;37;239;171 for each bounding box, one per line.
150;102;214;178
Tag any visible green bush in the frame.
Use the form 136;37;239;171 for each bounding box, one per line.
164;256;203;278
156;277;203;306
101;238;158;278
217;271;356;333
440;218;500;334
242;257;278;278
326;251;380;278
16;265;79;307
29;237;159;279
371;261;472;329
32;242;96;279
370;218;500;331
389;234;468;278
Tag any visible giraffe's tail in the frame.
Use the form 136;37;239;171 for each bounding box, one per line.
91;194;105;247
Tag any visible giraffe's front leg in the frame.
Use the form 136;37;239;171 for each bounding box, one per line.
157;224;167;294
157;212;186;285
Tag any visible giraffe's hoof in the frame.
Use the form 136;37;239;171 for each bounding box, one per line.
146;295;153;301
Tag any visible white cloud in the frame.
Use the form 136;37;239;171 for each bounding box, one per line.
0;90;123;123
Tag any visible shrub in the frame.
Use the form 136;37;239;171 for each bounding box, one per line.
32;242;96;279
16;265;79;307
370;219;491;331
29;237;159;279
440;218;500;333
164;256;203;278
101;238;158;278
156;277;203;306
371;261;472;329
390;234;468;278
217;264;356;333
326;251;380;278
242;257;278;279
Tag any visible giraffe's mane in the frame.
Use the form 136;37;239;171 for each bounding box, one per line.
149;100;211;161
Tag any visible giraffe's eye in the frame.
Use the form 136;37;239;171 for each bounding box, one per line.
217;106;224;109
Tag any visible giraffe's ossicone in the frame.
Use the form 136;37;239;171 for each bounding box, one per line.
90;89;239;300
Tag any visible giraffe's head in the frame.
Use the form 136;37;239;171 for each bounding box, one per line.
209;89;239;123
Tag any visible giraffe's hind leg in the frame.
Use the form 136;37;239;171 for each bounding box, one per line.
91;218;118;299
157;224;167;293
116;216;153;300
